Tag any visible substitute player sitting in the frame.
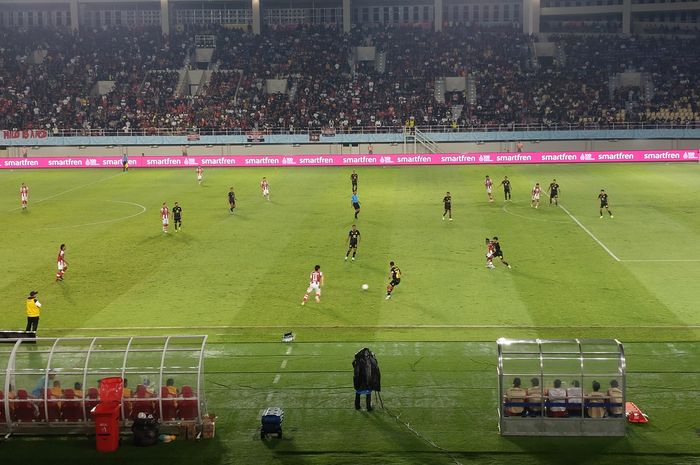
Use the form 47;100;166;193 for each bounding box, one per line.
531;183;542;208
301;265;324;306
345;225;361;261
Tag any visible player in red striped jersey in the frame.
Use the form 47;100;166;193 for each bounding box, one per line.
485;176;494;202
160;203;170;233
56;244;68;281
260;177;270;201
20;183;28;209
301;265;324;306
531;183;542;209
485;238;495;269
196;166;203;185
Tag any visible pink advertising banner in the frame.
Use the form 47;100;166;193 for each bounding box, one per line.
1;150;698;169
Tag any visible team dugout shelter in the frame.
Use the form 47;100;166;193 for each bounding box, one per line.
498;338;626;436
0;335;207;435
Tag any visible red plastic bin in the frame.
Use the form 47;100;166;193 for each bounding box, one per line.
99;377;124;402
91;402;121;452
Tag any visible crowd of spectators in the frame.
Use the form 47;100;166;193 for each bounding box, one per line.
0;24;698;133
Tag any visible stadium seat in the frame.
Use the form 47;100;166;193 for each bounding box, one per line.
39;389;62;422
61;389;84;422
178;385;198;421
129;384;155;419
11;390;37;422
158;386;178;421
84;388;99;416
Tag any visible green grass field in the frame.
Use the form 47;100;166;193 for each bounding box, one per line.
0;163;699;465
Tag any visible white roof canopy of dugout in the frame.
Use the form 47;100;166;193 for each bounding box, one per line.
497;338;627;436
0;335;207;433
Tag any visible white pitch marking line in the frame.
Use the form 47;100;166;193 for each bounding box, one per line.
266;392;274;402
280;360;287;369
41;200;146;230
285;346;293;355
622;259;700;262
44;324;700;330
272;374;281;384
501;202;570;224
559;204;620;262
8;172;123;212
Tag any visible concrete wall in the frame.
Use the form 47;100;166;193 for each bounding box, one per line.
10;139;700;158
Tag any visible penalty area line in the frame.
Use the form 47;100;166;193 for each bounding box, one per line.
559;204;620;262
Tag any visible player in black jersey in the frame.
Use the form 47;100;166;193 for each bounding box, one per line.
598;189;613;218
228;187;236;214
548;179;560;206
345;225;361;261
351;170;358;193
385;261;401;300
442;192;452;221
491;237;511;268
500;176;512;201
172;202;183;232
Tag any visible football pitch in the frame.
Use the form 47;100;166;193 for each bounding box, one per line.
1;163;699;464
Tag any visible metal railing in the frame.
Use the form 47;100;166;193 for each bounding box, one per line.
29;121;700;139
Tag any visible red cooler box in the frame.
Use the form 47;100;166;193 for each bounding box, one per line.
91;402;121;452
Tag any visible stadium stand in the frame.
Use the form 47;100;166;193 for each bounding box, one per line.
0;24;698;134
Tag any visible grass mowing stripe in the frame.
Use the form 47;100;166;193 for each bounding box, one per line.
6;171;123;211
559;203;620;261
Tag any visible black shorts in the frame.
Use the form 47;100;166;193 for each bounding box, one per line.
550;192;558;198
353;202;360;209
390;279;401;286
349;240;358;248
493;250;504;258
600;202;608;208
174;216;181;222
444;204;451;210
352;181;357;187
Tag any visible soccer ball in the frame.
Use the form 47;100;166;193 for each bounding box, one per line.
361;284;369;290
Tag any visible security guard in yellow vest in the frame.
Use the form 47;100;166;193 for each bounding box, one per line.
25;290;42;334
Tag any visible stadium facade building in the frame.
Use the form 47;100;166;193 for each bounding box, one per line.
0;0;698;35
